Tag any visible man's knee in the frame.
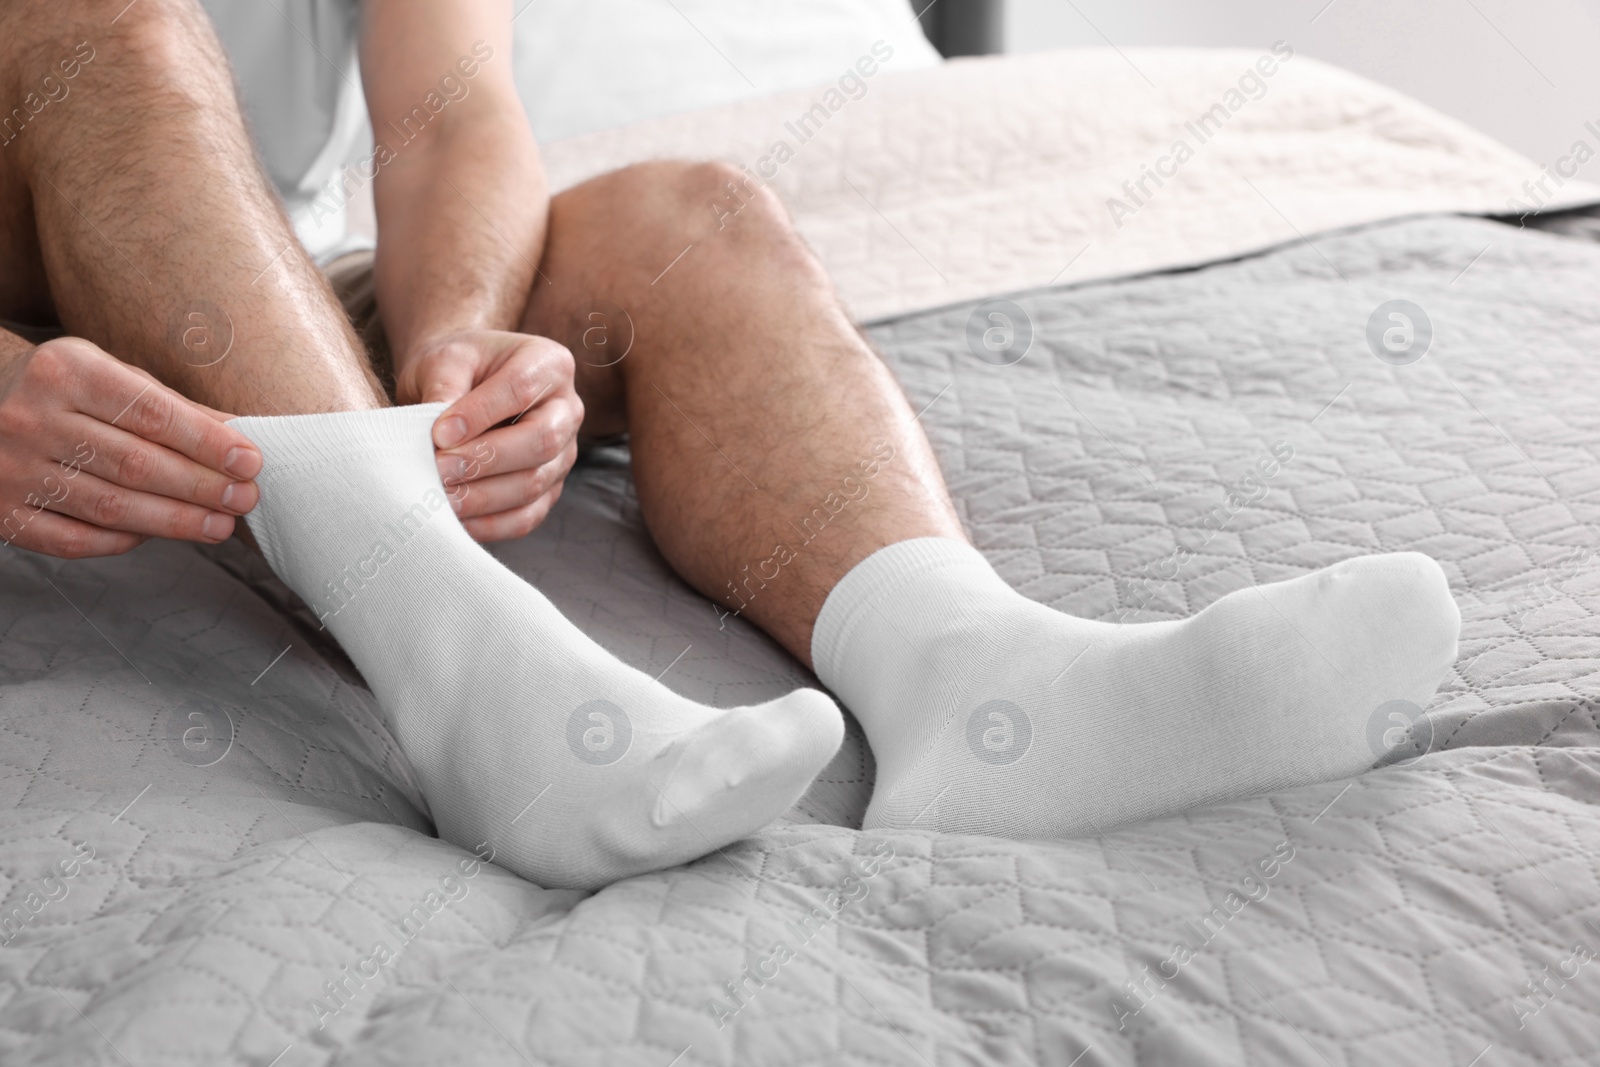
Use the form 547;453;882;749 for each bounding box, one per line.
94;0;227;95
669;160;762;221
4;0;222;105
684;160;796;241
611;160;803;250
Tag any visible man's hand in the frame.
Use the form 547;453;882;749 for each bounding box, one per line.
0;337;261;558
395;330;583;541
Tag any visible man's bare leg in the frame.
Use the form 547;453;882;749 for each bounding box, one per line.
0;4;845;892
519;161;1462;843
519;162;966;666
0;0;384;415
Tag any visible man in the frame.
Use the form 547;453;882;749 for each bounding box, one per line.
0;0;1459;890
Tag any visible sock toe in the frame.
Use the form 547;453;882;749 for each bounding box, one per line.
232;404;847;891
1323;551;1461;708
657;690;844;836
817;537;1463;840
764;687;848;774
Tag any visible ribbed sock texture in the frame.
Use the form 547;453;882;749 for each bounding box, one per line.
812;537;1459;836
231;404;843;889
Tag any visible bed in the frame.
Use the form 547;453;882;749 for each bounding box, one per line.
5;42;1600;1066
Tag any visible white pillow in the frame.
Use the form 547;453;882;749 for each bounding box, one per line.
510;0;943;142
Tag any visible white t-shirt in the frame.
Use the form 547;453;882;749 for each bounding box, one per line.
200;1;943;262
199;0;371;262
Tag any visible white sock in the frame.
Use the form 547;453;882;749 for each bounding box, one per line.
811;538;1459;836
230;404;843;890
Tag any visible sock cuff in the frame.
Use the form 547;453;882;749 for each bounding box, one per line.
810;536;992;684
229;403;449;585
229;403;446;471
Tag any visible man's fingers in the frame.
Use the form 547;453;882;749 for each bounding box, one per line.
61;413;258;515
433;338;572;450
121;364;239;423
435;396;582;486
411;341;480;409
45;468;236;543
447;442;578;521
0;508;145;560
73;360;261;479
460;483;565;543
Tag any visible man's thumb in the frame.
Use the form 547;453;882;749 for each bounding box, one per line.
414;347;478;406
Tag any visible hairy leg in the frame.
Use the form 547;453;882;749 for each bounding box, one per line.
522;162;1460;846
520;161;964;665
0;9;845;889
0;0;384;415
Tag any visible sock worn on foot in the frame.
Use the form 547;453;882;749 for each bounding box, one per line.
811;537;1459;836
231;404;843;890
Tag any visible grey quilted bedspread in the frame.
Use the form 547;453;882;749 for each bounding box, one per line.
5;214;1600;1066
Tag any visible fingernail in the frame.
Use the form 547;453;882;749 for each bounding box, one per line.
202;512;232;541
449;492;464;514
220;486;254;515
436;417;468;448
224;447;260;478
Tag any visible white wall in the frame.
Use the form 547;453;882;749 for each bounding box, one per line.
1003;0;1600;178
